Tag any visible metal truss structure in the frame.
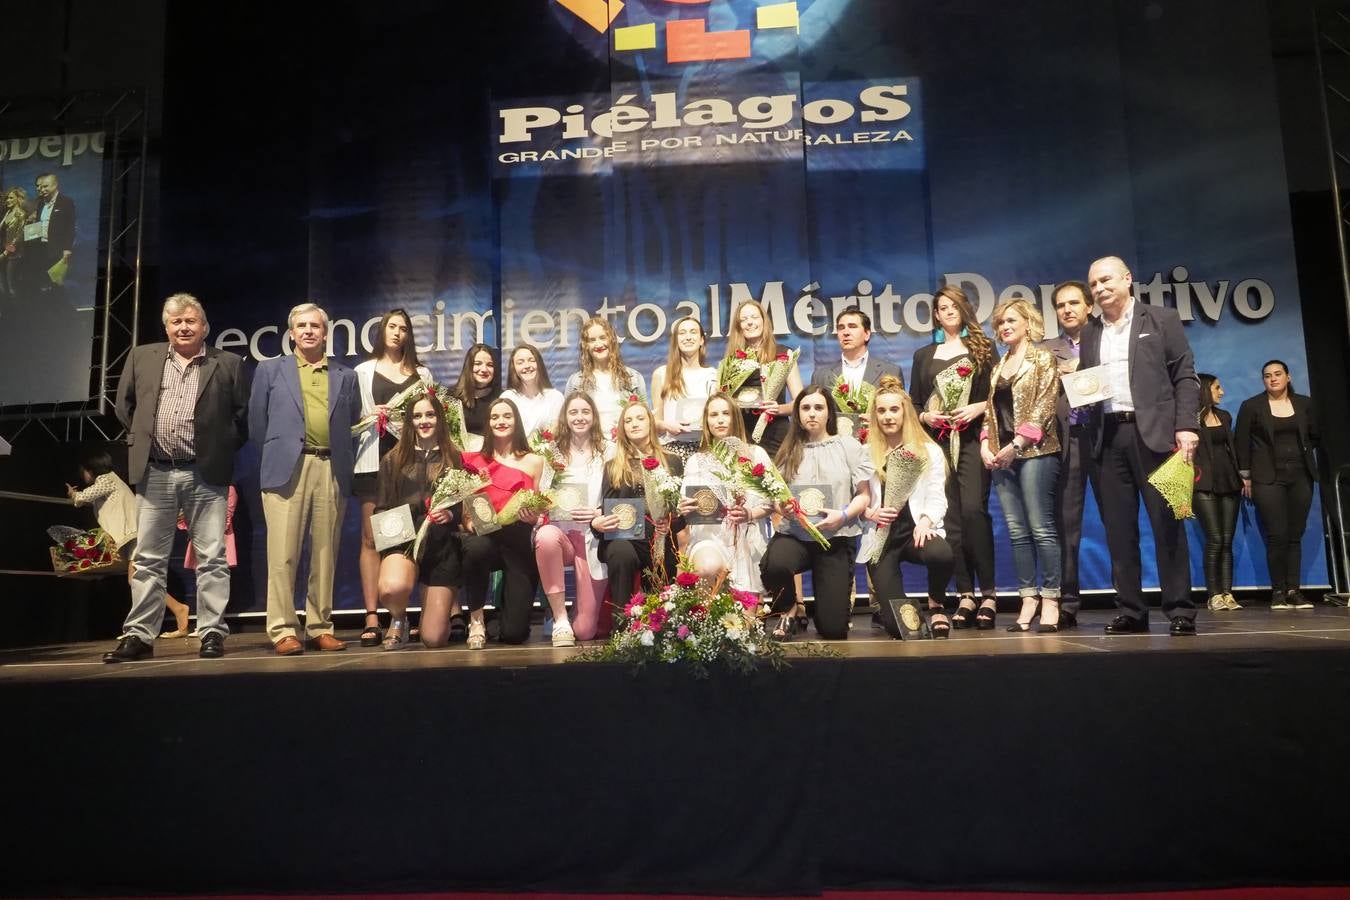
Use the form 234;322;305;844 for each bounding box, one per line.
0;88;148;445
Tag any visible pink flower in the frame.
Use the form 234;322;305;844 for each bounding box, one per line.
731;589;758;610
677;625;691;639
642;457;660;471
647;608;668;632
629;619;643;633
676;572;699;588
751;463;765;477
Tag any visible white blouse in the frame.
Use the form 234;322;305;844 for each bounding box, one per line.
564;367;648;438
776;435;874;540
656;364;717;444
856;442;948;562
499;387;565;438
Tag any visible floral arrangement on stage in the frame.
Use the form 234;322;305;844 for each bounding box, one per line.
830;375;875;417
927;361;974;465
717;348;760;399
869;445;929;563
751;348;798;442
529;428;568;475
1147;449;1196;519
708;438;830;549
410;466;488;560
575;568;786;676
350;376;433;438
496;489;556;526
47;526;119;573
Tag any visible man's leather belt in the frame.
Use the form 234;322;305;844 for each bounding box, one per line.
302;447;332;459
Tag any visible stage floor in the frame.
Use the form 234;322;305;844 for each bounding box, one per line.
4;603;1348;682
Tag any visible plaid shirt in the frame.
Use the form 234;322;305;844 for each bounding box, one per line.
151;347;205;460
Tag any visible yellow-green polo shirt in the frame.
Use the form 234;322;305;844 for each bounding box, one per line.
296;354;330;450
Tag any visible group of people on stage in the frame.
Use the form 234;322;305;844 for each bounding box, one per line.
0;172;76;307
98;252;1322;662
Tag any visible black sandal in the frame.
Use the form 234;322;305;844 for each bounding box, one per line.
771;613;798;641
950;596;977;629
359;613;382;647
927;610;951;640
975;599;998;631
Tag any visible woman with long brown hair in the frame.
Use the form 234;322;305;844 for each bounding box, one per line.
651;315;717;461
499;344;564;438
459;397;545;647
533;391;610;644
353;308;432;646
722;299;804;456
454;342;501;447
908;285;999;628
759;385;872;640
564;317;647;439
371;390;465;650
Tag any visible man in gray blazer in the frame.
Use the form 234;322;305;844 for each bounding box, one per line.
1080;256;1200;636
811;305;903;393
104;293;249;662
249;302;361;655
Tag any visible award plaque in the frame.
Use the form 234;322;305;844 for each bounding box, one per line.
790;483;832;520
676;398;704;432
1063;363;1114;408
603;497;646;540
370;505;416;551
548;483;585;522
682;483;725;525
468;494;501;535
735;386;762;408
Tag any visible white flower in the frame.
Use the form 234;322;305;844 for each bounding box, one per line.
664;601;675;612
639;630;655;647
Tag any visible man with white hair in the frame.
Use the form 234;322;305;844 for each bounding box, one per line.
249;302;361;654
1080;256;1200;636
105;293;250;662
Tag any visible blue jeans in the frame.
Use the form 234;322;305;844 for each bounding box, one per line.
992;454;1061;599
125;462;230;642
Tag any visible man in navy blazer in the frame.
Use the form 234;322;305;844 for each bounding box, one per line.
1080;256;1200;636
249;302;361;655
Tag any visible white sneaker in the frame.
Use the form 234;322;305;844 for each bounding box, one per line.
551;621;576;648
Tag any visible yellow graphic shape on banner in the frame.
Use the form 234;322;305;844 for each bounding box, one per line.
554;0;625;34
614;23;657;51
757;2;799;32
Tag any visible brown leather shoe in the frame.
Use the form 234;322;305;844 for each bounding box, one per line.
304;633;347;652
274;635;304;656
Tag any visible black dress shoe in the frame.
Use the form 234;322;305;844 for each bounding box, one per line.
1104;615;1149;634
1169;616;1197;636
1058;611;1078;630
103;635;154;663
199;631;225;658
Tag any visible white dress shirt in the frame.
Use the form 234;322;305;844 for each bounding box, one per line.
840;352;869;390
1099;300;1136;413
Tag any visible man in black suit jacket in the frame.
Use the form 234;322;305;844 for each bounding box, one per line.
32;173;75;284
105;294;250;662
1037;281;1100;629
1080;256;1200;635
810;305;903;393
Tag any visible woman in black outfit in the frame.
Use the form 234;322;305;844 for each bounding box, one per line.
454;342;501;446
1194;373;1243;612
1235;360;1320;610
908;285;999;628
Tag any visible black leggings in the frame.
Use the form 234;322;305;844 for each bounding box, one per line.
943;435;995;596
866;509;954;639
1193;491;1239;596
761;534;857;640
1250;471;1314;593
460;522;541;644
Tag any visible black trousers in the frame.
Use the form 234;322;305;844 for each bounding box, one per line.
1056;422;1100;616
866;509;954;639
1098;419;1194;620
460;522;540;644
1193;490;1239;596
761;534;857;639
943;434;996;596
1250;470;1314;593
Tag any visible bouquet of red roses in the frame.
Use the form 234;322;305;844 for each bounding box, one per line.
47;526;119;574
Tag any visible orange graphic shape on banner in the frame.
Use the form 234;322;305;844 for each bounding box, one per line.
554;0;625;34
666;17;751;63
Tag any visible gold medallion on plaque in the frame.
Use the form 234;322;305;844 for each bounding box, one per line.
900;603;923;632
1071;372;1102;396
472;497;495;521
554;486;582;511
797;488;826;517
691;487;719;516
613;502;638;531
736;387;761;406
